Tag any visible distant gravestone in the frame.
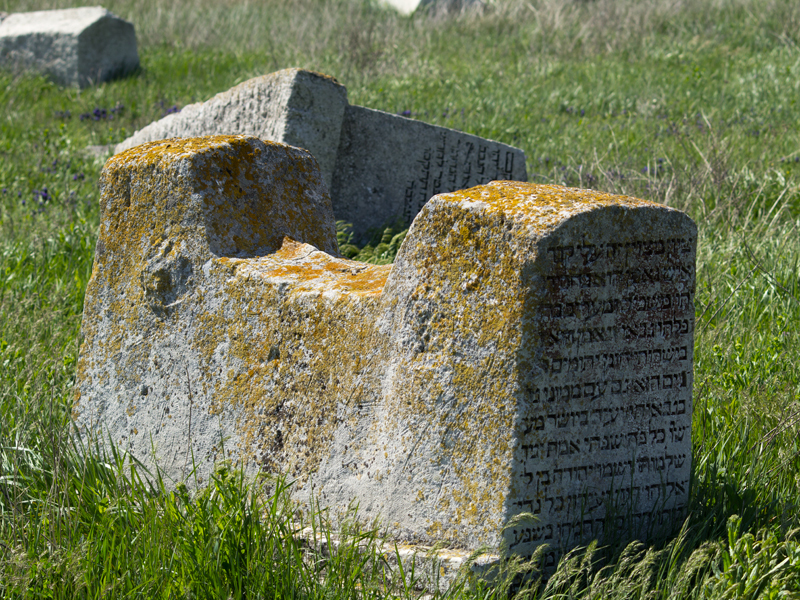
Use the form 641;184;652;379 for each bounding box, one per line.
114;68;526;239
383;0;486;15
0;7;138;88
75;136;695;567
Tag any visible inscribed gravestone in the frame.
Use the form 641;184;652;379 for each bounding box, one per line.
114;68;526;239
361;181;695;559
331;105;525;239
75;137;694;563
0;7;138;88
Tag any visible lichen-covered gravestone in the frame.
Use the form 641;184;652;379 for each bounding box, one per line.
114;68;527;239
75;136;695;566
0;7;138;88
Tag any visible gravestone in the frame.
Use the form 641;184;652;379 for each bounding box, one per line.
0;7;139;88
383;0;486;15
114;68;527;240
113;69;348;189
332;105;523;238
75;136;695;568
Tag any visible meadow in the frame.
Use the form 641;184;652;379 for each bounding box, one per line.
1;0;800;597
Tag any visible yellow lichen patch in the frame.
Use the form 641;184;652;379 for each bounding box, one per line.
108;134;337;257
438;181;659;236
372;185;533;546
232;237;391;297
110;135;251;167
188;264;386;483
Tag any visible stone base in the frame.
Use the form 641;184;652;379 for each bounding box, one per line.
298;527;502;594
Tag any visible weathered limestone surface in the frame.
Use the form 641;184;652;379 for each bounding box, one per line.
114;69;527;238
75;135;348;485
76;137;695;562
114;69;347;188
0;7;138;87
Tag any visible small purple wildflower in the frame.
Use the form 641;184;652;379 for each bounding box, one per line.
73;172;85;181
400;110;411;117
158;100;181;117
1;188;7;194
80;104;122;121
32;188;51;203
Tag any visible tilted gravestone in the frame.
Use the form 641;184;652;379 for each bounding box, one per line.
0;7;138;88
113;69;347;189
114;68;527;240
75;135;695;566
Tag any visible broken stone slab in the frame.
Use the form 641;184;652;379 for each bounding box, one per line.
0;7;139;88
298;527;501;593
114;69;347;189
75;136;695;568
114;69;527;239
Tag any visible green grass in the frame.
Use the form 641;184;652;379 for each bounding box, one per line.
1;0;800;597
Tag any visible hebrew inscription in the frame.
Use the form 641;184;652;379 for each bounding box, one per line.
510;234;695;554
331;105;526;242
401;132;519;225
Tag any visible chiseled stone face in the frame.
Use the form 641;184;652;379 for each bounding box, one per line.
76;139;695;561
331;105;527;243
0;7;138;88
114;69;348;189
